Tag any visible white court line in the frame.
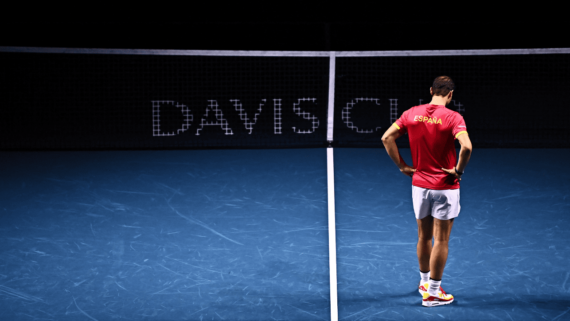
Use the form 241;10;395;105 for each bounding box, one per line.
327;147;338;321
1;46;570;56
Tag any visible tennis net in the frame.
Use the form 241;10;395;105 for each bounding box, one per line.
1;47;569;149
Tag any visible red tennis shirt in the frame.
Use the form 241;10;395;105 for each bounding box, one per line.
394;104;467;190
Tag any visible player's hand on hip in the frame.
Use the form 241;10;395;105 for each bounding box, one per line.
399;165;416;178
442;168;461;181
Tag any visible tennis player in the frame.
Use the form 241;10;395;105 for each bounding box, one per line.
381;76;472;307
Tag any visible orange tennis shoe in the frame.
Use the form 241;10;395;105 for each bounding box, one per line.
422;288;454;307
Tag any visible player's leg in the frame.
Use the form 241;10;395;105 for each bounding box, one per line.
423;218;455;306
416;215;433;275
422;188;459;307
429;188;460;279
412;186;433;294
430;217;454;280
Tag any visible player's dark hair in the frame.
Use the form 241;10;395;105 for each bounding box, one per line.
432;76;455;96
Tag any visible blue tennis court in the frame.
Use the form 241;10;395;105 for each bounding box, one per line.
0;149;330;320
335;148;570;320
1;148;569;320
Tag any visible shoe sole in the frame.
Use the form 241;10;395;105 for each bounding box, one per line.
422;298;454;307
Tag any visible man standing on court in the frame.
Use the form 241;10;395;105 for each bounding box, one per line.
381;76;472;307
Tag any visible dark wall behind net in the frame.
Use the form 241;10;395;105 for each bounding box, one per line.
0;53;330;149
1;52;569;150
334;54;570;148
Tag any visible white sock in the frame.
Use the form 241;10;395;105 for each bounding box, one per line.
420;271;430;284
428;278;441;296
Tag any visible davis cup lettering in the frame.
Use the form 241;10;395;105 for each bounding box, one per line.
343;98;463;133
152;99;464;136
389;99;398;124
274;99;282;135
152;101;192;137
451;100;464;114
343;98;399;133
292;98;319;134
342;98;381;133
231;99;265;134
195;100;234;136
152;99;318;136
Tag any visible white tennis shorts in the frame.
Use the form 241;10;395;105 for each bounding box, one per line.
412;185;460;220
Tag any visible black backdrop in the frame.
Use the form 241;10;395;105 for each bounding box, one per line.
2;16;569;52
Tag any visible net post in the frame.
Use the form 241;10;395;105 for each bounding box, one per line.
327;52;336;143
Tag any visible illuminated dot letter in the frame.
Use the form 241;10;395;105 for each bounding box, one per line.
274;99;282;134
152;101;192;137
342;98;381;133
389;99;398;124
231;99;265;135
196;100;234;136
292;98;319;134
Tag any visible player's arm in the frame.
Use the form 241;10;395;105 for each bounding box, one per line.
455;132;472;173
442;132;472;179
381;124;416;177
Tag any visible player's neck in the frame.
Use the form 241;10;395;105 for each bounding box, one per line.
429;96;448;106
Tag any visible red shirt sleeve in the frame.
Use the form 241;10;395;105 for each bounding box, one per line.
451;113;467;139
394;109;409;134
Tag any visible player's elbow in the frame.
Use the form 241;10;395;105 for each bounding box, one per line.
464;141;473;152
381;135;392;145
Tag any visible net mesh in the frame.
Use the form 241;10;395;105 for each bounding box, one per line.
333;54;570;148
1;50;569;150
0;53;329;150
